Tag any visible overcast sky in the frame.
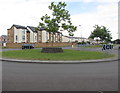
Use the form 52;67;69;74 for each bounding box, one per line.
0;0;119;40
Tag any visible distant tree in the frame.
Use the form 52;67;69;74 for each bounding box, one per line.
37;2;77;46
89;25;112;43
112;39;120;44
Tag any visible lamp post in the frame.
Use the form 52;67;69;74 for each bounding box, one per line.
79;25;82;42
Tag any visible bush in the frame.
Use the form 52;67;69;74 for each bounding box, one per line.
99;42;107;45
112;39;120;44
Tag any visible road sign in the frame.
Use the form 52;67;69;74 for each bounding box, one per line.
102;44;113;51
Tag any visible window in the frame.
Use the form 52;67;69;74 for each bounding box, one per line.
22;35;25;41
22;30;25;34
16;35;18;41
35;36;37;40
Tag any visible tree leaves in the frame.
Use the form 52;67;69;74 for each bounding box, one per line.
37;2;77;36
89;25;112;43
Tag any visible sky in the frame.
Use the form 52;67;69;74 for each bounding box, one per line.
0;0;119;40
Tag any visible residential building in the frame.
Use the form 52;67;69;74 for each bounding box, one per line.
27;26;38;43
88;38;103;44
62;36;70;42
72;37;89;42
0;35;7;46
7;25;27;43
7;24;62;43
62;36;89;43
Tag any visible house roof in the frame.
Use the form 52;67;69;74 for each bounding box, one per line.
8;24;62;34
27;26;47;32
13;24;27;29
62;36;87;39
1;35;7;37
27;26;37;32
39;27;46;31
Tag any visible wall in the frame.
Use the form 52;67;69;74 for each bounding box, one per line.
6;42;76;48
14;27;27;43
7;27;14;43
27;27;38;43
62;36;70;42
37;31;42;42
42;30;47;42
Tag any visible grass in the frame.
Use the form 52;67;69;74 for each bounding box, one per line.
1;49;115;61
77;44;117;48
77;45;102;48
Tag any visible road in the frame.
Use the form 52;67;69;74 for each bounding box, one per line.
2;61;118;91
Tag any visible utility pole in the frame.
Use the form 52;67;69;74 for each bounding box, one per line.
79;25;82;42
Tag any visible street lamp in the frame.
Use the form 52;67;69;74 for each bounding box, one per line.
79;25;82;42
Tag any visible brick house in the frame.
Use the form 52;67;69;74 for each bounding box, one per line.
0;35;7;46
7;24;62;43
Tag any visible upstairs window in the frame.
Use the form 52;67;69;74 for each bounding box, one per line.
16;35;18;41
22;30;25;34
35;36;37;40
22;35;25;41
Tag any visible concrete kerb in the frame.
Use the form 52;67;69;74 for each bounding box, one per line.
0;58;119;64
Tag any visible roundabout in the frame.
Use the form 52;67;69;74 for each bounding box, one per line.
0;46;119;64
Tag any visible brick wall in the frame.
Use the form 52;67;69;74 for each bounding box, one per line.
7;26;14;43
6;42;76;48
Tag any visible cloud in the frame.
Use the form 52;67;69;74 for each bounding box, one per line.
52;0;119;3
0;0;118;40
0;0;52;35
69;3;118;40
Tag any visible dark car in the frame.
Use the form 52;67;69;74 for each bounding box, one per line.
22;44;35;49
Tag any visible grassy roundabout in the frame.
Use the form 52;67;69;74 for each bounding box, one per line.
1;49;115;61
78;45;102;48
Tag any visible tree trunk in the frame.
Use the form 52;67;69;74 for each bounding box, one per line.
52;33;54;47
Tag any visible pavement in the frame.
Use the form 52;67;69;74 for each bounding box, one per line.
0;45;119;64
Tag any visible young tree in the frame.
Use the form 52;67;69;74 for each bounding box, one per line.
89;25;112;43
37;2;77;46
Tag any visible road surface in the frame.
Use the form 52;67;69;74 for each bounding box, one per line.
2;60;118;91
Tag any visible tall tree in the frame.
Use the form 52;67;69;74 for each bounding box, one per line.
89;25;112;43
37;2;77;46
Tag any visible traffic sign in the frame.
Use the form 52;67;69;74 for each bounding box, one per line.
102;44;113;51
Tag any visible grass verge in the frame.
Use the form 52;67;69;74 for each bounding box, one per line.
1;49;115;61
77;45;102;48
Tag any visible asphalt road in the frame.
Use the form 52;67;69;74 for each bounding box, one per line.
2;61;118;91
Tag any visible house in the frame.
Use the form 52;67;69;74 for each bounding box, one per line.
88;38;103;44
27;26;38;43
72;37;89;42
7;24;27;43
62;36;70;42
0;35;7;46
62;36;89;43
7;24;62;43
